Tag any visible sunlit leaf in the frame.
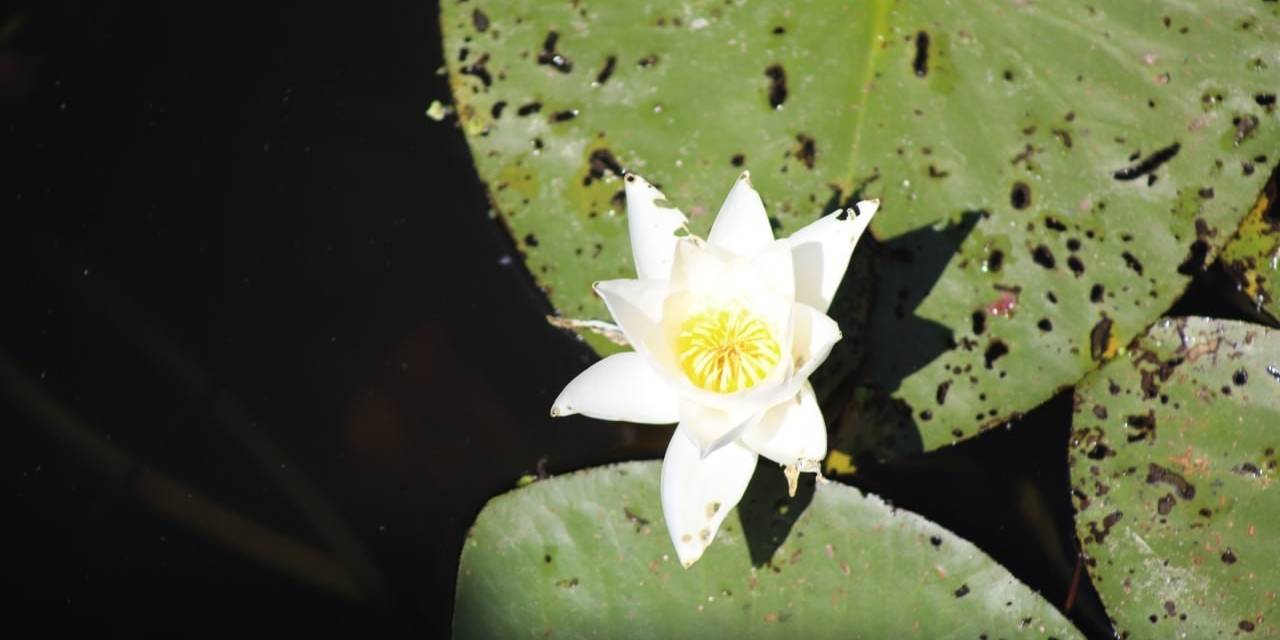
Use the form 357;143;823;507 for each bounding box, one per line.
455;461;1083;639
1069;317;1279;637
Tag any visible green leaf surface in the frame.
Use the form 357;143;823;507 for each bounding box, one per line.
455;461;1082;639
442;1;1280;456
1219;166;1280;324
1069;317;1279;637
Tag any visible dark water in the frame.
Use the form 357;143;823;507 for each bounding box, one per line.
13;2;1253;637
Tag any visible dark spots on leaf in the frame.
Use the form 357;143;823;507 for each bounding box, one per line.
730;153;746;168
971;311;986;335
954;584;970;598
1086;442;1113;461
550;109;579;123
555;577;579;588
624;507;650;531
1156;493;1175;515
1066;238;1081;252
984;340;1009;369
637;54;659;68
1122;251;1144;275
1032;245;1056;269
1046;290;1058;304
1244;160;1256;176
1233;114;1260;145
1044;217;1067;232
595;55;617;85
471;8;490;32
1003;69;1014;81
584;149;624;185
524;233;539;248
1240;620;1256;633
1221;548;1238;564
1086;511;1123;544
795;134;816;169
610;190;625;212
1092;404;1107;419
517;102;543;116
1198;187;1215;199
771;25;786;35
936;381;951;405
537;32;574;73
1234;369;1248;386
765;64;788;109
1038;318;1053;332
1236;462;1261;476
928;164;949;178
461;53;493;87
545;553;553;563
490;101;507;119
1090;284;1105;303
1052;128;1073;148
1257;93;1277;112
912;31;930;77
929;535;942;547
1067;255;1085;277
1010;182;1031;209
919;410;932;421
985;250;1004;273
1113;142;1181;181
1146;463;1195;499
1090;316;1114;361
1126;411;1156;443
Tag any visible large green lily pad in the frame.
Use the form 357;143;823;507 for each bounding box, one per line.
442;1;1280;457
1069;317;1279;637
455;461;1082;639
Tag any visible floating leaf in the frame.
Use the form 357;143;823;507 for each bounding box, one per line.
1219;165;1280;324
455;461;1082;639
442;1;1280;456
1069;317;1279;637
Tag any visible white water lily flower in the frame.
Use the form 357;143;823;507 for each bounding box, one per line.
551;171;879;568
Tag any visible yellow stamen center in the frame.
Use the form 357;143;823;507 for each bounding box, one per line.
676;306;781;393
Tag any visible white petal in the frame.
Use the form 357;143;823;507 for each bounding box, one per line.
677;399;758;456
740;382;827;465
788;199;880;313
550;352;679;423
625;174;689;281
790;303;842;382
594;279;669;359
661;426;758;568
707;171;774;257
750;238;795;299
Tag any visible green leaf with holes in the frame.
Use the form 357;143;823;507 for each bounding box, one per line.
454;461;1082;639
441;1;1280;459
1069;317;1280;637
1219;167;1280;325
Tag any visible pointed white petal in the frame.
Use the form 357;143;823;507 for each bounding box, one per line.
625;174;689;281
740;382;827;465
707;171;774;257
676;399;758;456
550;352;679;423
790;303;842;382
751;238;795;299
594;278;668;355
788;199;880;313
661;427;758;568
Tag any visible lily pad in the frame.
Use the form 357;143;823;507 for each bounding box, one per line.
442;1;1280;456
1069;317;1279;637
1219;165;1280;324
455;461;1082;639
